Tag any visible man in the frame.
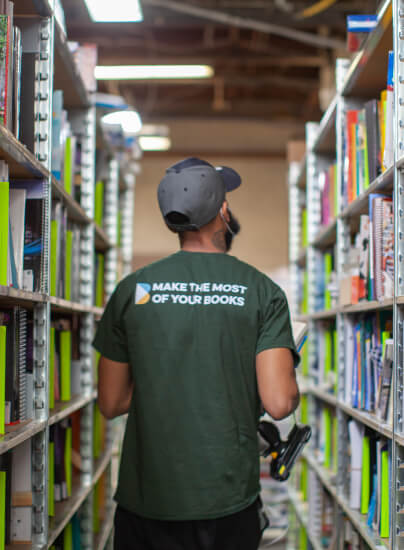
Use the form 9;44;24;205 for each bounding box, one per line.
93;157;300;550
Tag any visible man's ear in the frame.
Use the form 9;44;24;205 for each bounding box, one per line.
221;200;230;222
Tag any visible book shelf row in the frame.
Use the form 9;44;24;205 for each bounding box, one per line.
0;1;138;547
287;1;404;547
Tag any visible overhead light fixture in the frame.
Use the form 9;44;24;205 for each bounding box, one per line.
95;65;214;80
101;110;142;135
84;0;143;22
139;136;171;151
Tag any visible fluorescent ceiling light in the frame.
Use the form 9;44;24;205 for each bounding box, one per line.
84;0;143;22
95;65;214;80
140;124;169;137
101;110;142;135
139;136;172;151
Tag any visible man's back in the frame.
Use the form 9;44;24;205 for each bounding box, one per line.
95;250;296;521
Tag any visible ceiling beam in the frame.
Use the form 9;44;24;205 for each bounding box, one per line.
98;55;326;68
142;0;346;49
98;75;317;91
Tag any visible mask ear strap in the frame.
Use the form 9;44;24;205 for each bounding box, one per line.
220;208;236;235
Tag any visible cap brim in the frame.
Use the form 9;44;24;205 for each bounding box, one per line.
215;166;241;192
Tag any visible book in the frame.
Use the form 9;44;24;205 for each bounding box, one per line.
0;178;9;286
348;420;364;509
8;189;26;289
10;440;32;543
0;11;12;129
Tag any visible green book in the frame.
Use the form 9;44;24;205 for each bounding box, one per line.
324;253;333;310
302;271;308;314
0;470;5;550
301;460;308;501
0;326;5;435
361;436;370;514
64;136;73;195
380;447;390;538
50;220;58;297
324;329;332;386
0;182;9;286
323;408;332;469
65;230;73;301
333;329;338;394
93;482;100;533
299;527;307;550
60;331;71;402
93;402;101;459
301;209;308;247
49;327;55;409
64;425;72;497
48;440;55;517
95;181;104;227
96;254;104;308
63;522;73;550
300;395;309;425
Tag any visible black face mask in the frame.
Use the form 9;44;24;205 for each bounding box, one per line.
224;208;241;252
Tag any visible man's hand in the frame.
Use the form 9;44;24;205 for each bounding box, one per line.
97;356;134;419
256;348;299;420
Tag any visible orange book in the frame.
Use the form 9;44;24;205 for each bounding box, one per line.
346;111;358;204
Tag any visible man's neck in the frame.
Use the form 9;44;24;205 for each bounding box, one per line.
180;229;227;253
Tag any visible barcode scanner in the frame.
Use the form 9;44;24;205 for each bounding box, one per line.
258;421;312;481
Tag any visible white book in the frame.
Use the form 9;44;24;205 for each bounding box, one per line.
9;188;26;289
348;420;364;509
291;321;307;350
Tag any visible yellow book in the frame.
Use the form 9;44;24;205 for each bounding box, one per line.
0;326;5;435
49;327;55;409
60;331;71;402
64;425;72;497
0;182;9;286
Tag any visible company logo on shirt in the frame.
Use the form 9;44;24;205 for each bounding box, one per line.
135;283;151;305
134;281;248;307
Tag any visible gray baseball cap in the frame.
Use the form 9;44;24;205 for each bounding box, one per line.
158;157;241;231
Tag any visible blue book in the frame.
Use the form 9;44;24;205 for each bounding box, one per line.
347;15;377;33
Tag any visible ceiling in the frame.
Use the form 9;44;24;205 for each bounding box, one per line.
62;0;378;124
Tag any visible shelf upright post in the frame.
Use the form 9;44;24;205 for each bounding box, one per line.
31;15;54;550
120;171;136;278
305;122;325;538
393;1;404;546
71;106;97;549
288;162;301;315
104;158;119;301
334;59;351;506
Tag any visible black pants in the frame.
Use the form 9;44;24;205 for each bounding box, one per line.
113;500;262;550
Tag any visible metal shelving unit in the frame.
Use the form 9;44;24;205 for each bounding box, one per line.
0;3;139;549
288;1;404;547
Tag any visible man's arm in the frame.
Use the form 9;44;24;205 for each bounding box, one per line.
97;356;134;419
256;348;300;420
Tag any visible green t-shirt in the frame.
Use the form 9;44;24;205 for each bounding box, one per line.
93;250;298;521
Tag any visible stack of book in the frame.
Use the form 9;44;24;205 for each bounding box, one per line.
49;317;81;408
341;51;394;209
51;514;81;550
50;201;82;301
348;421;391;539
93;472;107;536
0;307;33;435
340;194;393;305
0;161;45;292
344;312;393;421
314;249;337;311
52;90;83;204
0;1;23;139
312;321;337;391
0;439;33;545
